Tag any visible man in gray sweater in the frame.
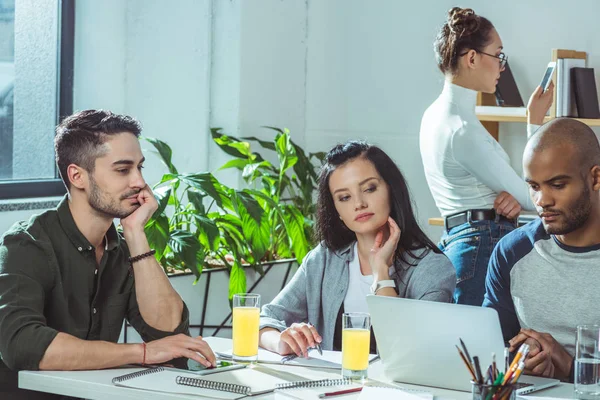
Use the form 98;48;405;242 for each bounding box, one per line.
483;118;600;381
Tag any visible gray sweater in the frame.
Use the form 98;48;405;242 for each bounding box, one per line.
260;241;456;350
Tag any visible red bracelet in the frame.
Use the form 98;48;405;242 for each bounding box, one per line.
142;342;147;365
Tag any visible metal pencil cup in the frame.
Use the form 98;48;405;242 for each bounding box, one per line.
472;382;516;400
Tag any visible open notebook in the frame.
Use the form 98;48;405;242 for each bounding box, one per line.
112;366;289;399
217;347;379;369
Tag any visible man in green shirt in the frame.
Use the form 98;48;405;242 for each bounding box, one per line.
0;110;216;399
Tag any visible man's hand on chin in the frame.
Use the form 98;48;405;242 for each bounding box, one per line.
121;186;158;238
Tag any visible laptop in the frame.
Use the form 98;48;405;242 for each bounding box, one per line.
366;295;559;393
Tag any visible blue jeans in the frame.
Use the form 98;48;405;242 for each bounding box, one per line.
439;219;516;306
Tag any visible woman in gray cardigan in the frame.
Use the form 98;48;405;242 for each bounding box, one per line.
259;141;456;358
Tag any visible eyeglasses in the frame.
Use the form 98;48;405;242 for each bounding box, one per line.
460;50;508;69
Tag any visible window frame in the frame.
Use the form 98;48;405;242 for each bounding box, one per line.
0;0;74;200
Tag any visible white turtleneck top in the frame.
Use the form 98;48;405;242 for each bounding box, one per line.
419;81;536;217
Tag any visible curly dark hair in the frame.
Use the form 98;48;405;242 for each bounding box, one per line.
434;7;495;75
315;141;442;265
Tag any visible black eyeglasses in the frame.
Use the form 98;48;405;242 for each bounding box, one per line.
460;50;508;69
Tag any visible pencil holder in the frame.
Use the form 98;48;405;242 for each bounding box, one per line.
471;382;516;400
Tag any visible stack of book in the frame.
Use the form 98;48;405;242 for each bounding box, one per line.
556;59;600;119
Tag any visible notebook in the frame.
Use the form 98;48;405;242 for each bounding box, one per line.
274;379;433;400
112;366;288;399
217;347;379;369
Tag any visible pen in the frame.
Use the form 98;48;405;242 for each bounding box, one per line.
456;345;477;381
460;338;474;366
492;352;497;379
506;343;529;377
308;322;323;355
504;347;509;374
511;361;526;383
318;387;362;398
473;356;483;384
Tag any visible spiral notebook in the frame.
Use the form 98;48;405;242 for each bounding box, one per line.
112;366;288;399
274;379;433;400
274;378;361;400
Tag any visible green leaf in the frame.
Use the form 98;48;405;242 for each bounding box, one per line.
282;205;309;263
234;191;269;262
229;261;247;300
193;247;206;281
211;128;251;159
242;161;272;182
187;190;206;214
168;230;201;271
152;187;171;218
241;135;277;151
275;132;298;174
179;173;223;208
145;215;169;260
142;137;178;174
193;214;220;251
219;158;250;171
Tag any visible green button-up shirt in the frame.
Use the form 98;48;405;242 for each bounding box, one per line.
0;196;189;397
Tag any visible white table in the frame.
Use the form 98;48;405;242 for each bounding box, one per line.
19;337;576;400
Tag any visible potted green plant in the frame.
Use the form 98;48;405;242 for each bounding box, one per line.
142;127;323;299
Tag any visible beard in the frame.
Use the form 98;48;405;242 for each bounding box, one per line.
88;174;140;219
542;185;592;235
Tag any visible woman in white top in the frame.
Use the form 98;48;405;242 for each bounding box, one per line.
419;7;553;305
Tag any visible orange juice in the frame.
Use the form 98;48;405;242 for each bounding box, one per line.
342;328;370;371
232;306;260;357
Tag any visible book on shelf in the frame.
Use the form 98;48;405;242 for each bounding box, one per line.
572;67;600;119
556;58;586;117
495;62;524;107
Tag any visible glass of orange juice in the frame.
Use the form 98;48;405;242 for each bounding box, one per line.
342;312;371;380
232;293;261;363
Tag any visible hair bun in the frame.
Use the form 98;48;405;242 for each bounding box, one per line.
447;7;480;37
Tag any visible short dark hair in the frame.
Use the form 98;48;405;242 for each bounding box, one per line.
434;7;495;75
54;109;142;188
315;141;442;265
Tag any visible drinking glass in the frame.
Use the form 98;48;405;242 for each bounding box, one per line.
342;312;371;380
232;293;261;363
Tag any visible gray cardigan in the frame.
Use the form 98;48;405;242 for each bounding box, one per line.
260;242;456;350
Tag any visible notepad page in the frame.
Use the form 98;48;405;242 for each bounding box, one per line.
359;386;434;400
202;367;289;395
274;383;362;400
217;348;379;369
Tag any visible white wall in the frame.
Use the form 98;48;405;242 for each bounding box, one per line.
4;0;600;240
304;0;600;240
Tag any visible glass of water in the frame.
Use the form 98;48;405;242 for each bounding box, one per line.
575;325;600;399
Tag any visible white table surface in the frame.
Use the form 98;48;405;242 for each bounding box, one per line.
19;337;576;400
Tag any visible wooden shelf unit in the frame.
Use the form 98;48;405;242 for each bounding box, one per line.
475;48;600;134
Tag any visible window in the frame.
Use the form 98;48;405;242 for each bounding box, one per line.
0;0;73;200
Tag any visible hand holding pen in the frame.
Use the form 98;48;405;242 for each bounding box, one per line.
278;322;323;358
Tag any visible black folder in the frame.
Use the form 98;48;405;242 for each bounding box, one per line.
572;67;600;119
495;62;524;107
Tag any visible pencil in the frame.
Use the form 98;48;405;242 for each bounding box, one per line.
318;387;362;398
460;338;474;365
456;345;477;381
